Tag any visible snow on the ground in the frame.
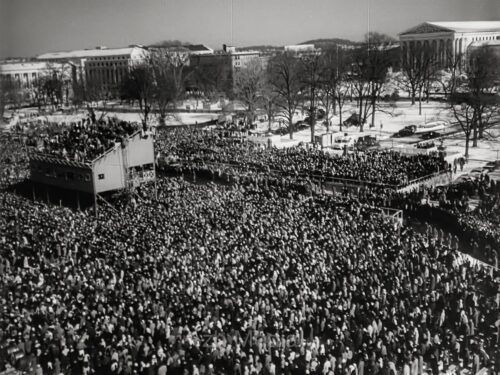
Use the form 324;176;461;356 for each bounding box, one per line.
264;100;500;178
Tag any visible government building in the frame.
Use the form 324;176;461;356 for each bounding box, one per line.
36;45;148;93
399;21;500;66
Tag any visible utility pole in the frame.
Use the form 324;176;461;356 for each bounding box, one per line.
230;0;234;46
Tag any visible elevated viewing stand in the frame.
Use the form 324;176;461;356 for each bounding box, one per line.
28;130;156;212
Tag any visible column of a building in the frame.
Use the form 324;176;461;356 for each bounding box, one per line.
437;39;442;65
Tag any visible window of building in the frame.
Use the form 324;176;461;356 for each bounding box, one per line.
98;173;105;180
85;174;91;181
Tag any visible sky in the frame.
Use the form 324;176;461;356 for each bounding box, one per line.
1;0;499;59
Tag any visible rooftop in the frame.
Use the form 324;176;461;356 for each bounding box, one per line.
0;61;63;71
186;44;213;52
400;21;500;36
37;46;146;60
428;21;500;32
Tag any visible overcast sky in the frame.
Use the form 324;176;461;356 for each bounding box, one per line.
1;0;499;59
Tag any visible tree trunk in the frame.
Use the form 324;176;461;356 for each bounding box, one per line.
465;132;470;159
310;115;315;144
418;90;422;116
339;103;343;132
370;97;376;129
472;120;478;148
325;106;330;133
478;119;484;139
289;113;294;140
358;96;364;133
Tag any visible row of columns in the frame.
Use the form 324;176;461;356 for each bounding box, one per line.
401;33;500;67
401;39;453;66
86;66;127;87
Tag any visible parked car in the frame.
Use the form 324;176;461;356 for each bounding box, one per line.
414;121;447;134
392;125;417;138
421;131;441;140
355;135;378;150
332;134;355;150
343;113;365;127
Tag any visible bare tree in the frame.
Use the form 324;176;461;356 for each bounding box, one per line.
351;33;393;131
301;53;323;143
233;58;265;126
449;94;476;159
191;60;233;105
121;63;155;126
448;45;500;157
268;52;303;139
467;45;500;142
258;77;279;133
400;41;434;114
0;78;24;116
150;51;191;125
319;46;350;132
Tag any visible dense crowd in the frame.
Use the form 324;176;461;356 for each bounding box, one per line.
34;118;139;163
0;134;30;187
1;176;500;375
1;122;499;375
157;129;450;187
416;176;500;254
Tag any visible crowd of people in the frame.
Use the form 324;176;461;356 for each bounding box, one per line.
1;176;500;375
157;129;450;187
0;133;30;187
1;122;499;375
33;118;139;163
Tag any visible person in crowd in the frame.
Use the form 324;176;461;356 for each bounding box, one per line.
1;122;499;375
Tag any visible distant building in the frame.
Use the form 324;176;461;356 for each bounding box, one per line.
189;44;264;94
222;45;262;72
0;61;72;105
185;44;214;55
37;45;148;92
284;44;316;53
0;61;67;89
399;21;500;66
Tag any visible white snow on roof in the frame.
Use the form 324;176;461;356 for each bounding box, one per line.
0;61;63;72
428;21;500;33
37;47;144;60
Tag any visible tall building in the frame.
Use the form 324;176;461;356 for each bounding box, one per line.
37;45;148;93
189;44;264;95
399;21;500;66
